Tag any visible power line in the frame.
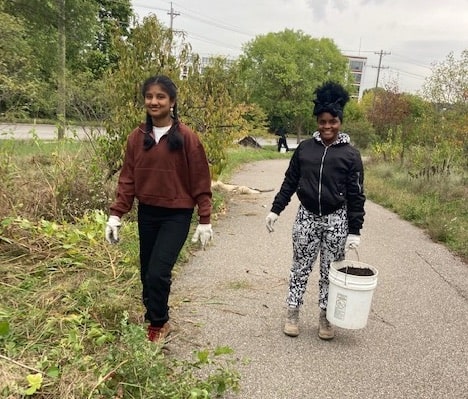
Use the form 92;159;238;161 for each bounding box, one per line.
391;52;433;70
133;1;167;13
187;32;242;52
172;2;255;37
370;50;390;114
388;67;427;80
133;1;249;54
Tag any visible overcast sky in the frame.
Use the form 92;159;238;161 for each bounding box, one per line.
132;0;468;95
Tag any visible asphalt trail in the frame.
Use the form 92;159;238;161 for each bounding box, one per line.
170;159;468;399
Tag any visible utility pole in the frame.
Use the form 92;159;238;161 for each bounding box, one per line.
167;2;180;33
167;1;180;56
57;0;66;140
372;50;391;89
371;50;390;116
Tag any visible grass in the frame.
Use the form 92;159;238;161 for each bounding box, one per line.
0;138;87;157
365;161;467;262
218;145;291;181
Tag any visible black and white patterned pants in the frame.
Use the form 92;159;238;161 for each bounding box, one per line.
287;204;347;310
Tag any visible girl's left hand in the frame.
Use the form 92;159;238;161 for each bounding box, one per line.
191;224;213;249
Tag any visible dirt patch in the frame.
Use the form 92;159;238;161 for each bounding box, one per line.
337;267;375;276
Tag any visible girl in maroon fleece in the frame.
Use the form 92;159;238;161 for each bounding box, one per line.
105;75;213;342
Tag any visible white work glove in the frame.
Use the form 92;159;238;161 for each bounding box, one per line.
266;212;279;233
345;234;361;251
191;223;213;249
105;215;121;244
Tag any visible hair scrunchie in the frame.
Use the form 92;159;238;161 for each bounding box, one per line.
313;98;344;121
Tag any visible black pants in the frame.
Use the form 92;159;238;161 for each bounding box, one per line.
278;137;289;152
138;203;193;327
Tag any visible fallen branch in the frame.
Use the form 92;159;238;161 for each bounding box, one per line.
211;181;274;194
0;353;43;374
87;360;128;399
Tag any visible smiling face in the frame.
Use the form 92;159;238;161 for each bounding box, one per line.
144;83;175;127
317;112;341;145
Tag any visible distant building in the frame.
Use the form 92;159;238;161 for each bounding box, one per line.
199;55;235;73
345;55;367;100
181;55;236;78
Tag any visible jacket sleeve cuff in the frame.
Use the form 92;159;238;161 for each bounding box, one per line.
199;216;211;224
270;206;282;215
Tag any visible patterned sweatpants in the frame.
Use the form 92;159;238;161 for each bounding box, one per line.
287;205;348;310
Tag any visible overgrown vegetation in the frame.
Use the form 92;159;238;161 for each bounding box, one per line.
0;210;239;398
0;138;289;398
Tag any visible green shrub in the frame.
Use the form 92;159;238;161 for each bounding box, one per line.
343;119;377;150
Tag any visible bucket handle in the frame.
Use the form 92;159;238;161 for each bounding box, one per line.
344;248;360;285
348;248;360;261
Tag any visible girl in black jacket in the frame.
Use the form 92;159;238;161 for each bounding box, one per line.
265;82;365;340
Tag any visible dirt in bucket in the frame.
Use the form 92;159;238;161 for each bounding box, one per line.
338;266;375;276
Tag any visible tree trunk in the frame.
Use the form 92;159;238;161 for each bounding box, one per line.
57;0;66;140
295;120;303;143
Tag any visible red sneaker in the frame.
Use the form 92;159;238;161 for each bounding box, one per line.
147;322;171;342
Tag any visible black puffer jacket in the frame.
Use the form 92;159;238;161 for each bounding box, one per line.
271;132;365;234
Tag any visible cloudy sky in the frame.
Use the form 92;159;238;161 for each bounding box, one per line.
131;0;467;95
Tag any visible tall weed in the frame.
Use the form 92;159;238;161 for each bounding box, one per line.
0;139;113;221
365;161;467;261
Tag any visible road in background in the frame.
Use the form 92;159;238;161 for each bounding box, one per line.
0;123;103;140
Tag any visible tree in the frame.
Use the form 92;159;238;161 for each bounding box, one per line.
179;56;264;178
364;82;412;139
0;11;42;117
239;29;351;140
3;0;132;126
340;99;377;150
420;50;467;174
422;50;468;107
79;0;133;78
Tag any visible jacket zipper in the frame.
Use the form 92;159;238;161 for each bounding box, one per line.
318;146;329;216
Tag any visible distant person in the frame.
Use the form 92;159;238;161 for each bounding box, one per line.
277;128;289;152
265;82;365;340
105;75;213;343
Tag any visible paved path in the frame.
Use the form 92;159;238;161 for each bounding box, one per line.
0;123;102;140
171;159;467;399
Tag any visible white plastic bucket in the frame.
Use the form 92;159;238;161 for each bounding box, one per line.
327;258;378;329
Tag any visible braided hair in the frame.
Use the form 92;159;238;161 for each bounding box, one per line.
141;75;183;151
312;81;350;122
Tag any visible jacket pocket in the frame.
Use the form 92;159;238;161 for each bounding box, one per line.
135;168;178;200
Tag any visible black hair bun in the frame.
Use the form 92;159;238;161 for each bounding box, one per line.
312;82;350;118
314;81;350;108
